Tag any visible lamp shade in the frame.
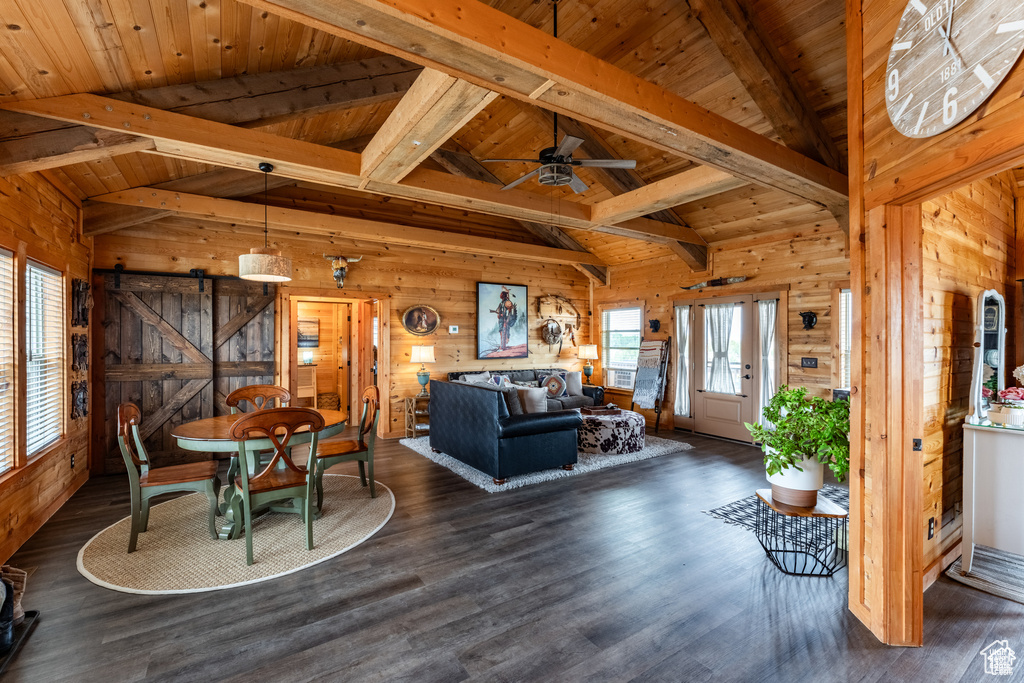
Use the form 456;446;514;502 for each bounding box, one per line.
410;345;435;364
239;247;292;282
577;344;598;361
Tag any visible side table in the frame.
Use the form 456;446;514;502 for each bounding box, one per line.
405;395;430;438
754;489;848;577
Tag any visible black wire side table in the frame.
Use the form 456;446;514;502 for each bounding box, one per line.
754;489;849;577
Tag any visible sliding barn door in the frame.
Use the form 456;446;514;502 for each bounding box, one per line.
98;273;275;474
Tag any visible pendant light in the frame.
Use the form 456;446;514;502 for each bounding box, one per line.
238;162;292;282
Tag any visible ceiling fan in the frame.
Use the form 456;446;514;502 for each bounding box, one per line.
480;0;637;194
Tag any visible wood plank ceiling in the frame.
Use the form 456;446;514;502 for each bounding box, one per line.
0;0;848;271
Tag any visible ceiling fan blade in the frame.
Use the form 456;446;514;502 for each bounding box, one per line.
482;158;544;163
575;159;637;169
500;168;542;191
568;173;589;194
554;135;585;158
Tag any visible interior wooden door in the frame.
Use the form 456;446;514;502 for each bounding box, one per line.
693;294;755;442
211;279;276;415
98;274;275;474
100;273;213;473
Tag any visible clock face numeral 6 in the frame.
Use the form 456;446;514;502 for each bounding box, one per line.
885;0;1024;138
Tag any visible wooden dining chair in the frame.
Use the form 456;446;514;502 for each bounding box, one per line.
229;407;325;565
314;386;380;510
117;403;221;553
226;384;291;413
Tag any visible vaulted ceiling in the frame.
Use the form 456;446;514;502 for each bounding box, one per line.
0;0;848;280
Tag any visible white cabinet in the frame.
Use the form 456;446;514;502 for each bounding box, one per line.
962;422;1024;572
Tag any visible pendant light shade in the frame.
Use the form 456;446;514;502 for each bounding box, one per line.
239;162;292;282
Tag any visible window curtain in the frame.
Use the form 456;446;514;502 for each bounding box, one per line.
706;303;735;394
674;304;691;417
757;299;778;427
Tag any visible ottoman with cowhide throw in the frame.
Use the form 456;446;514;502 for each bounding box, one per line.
577;410;646;455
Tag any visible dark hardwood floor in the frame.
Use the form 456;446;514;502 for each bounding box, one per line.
5;430;1024;682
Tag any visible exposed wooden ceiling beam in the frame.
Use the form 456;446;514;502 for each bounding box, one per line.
0;56;420;176
688;0;844;173
430;145;607;285
6;93;695;245
590;166;747;226
91;187;607;267
361;68;498;183
235;0;848;212
83;135;376;236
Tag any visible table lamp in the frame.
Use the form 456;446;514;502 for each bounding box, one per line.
411;345;435;397
578;344;598;384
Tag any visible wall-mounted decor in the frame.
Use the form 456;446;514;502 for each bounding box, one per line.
648;319;661;333
478;282;528;359
71;333;88;372
323;254;363;289
71;381;88;420
71;278;91;327
297;318;320;348
401;305;440;336
799;311;818;330
682;276;747;290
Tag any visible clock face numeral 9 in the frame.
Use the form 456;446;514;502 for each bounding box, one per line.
885;0;1024;138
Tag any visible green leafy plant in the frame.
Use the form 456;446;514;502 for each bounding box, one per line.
744;385;850;482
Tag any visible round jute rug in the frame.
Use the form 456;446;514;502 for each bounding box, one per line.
77;474;395;594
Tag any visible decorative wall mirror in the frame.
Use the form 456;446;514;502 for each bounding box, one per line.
969;289;1006;423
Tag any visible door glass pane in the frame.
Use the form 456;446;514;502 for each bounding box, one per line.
704;303;742;394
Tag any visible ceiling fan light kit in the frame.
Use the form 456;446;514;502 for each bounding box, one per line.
479;0;637;193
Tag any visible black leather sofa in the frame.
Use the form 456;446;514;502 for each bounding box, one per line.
429;379;582;483
446;368;605;411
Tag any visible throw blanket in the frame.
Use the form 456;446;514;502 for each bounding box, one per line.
632;340;667;409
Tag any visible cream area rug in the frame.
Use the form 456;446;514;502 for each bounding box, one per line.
947;545;1024;605
400;435;692;493
78;475;394;594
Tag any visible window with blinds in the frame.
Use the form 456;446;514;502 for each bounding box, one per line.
839;289;852;388
26;261;64;456
601;307;642;389
0;250;13;474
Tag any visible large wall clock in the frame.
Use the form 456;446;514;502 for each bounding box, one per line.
885;0;1024;138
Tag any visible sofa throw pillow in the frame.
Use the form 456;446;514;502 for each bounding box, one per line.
565;371;584;397
489;374;512;388
460;371;491;383
517;386;548;414
512;380;540;388
502;386;524;416
540;373;569;398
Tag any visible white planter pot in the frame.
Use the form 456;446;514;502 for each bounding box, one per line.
766;452;824;507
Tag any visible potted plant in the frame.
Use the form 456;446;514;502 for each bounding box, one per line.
745;385;850;507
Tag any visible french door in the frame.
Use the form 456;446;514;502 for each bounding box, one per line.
674;292;781;442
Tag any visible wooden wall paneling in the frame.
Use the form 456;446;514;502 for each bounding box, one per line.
0;171;89;564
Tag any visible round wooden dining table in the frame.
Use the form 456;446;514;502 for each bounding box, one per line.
170;409;348;539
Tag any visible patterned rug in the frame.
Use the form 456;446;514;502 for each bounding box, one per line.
77;475;394;594
703;485;851;531
400;435;692;493
946;545;1024;606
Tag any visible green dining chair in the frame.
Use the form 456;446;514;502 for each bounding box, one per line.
229;407;325;566
224;384;292;480
314;386;380;511
117;403;221;553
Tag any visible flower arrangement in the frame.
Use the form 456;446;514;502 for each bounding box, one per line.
998;386;1024;403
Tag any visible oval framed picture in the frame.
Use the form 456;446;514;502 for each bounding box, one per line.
402;305;440;336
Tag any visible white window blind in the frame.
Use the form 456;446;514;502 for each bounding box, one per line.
840;289;852;388
0;250;13;474
601;307;642;389
26;261;64;456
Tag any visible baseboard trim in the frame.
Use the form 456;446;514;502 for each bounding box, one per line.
923;537;962;591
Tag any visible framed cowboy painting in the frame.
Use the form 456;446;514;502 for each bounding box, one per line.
477;282;528;359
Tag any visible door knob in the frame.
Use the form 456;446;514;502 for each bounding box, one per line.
742;374;751;380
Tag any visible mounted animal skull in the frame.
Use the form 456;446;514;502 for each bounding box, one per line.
323;254;363;289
